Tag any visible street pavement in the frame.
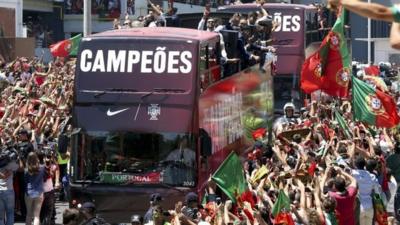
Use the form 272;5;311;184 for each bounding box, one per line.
15;201;69;225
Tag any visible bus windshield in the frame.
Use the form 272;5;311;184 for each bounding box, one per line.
71;131;196;187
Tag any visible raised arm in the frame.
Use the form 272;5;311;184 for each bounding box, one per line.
148;0;163;16
313;178;324;220
383;128;395;150
329;0;395;22
390;22;400;49
338;167;357;188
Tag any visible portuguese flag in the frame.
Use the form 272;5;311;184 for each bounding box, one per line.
212;152;248;203
301;9;351;97
50;34;82;57
272;190;294;225
352;76;400;128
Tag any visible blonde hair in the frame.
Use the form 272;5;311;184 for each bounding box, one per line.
27;152;40;175
307;209;322;225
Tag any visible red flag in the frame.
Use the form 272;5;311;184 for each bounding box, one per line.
274;212;295;225
374;89;400;127
300;51;323;94
308;161;317;176
239;190;257;209
365;65;380;76
50;39;70;57
379;156;389;192
251;128;266;140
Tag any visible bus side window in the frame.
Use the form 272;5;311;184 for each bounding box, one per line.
200;128;212;157
208;43;222;83
200;43;223;92
200;45;211;91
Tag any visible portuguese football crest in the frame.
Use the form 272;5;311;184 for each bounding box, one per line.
314;63;322;77
65;42;72;52
366;94;385;115
329;32;340;50
336;67;350;87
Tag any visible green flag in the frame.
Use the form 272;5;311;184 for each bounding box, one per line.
211;152;247;203
334;109;352;139
271;190;291;217
69;34;82;56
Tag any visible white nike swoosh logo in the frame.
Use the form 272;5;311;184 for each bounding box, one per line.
106;108;129;116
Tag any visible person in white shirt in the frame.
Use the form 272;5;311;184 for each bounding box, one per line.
351;156;384;225
147;0;166;27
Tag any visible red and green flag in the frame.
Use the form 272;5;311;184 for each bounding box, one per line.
50;34;82;57
212;152;247;203
301;9;351;97
352;76;400;128
272;190;291;216
272;190;294;225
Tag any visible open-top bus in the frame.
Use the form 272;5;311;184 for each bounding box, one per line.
217;3;330;110
71;27;274;223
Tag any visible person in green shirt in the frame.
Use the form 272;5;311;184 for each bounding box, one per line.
328;0;400;49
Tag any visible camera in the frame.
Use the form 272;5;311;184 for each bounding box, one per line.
16;142;31;160
216;197;222;205
0;145;19;168
37;146;55;165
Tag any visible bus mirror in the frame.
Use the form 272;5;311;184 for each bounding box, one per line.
200;129;212;157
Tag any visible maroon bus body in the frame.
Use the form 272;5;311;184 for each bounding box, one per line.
71;27;273;223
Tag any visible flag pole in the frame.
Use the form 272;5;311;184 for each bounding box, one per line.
367;0;371;64
83;0;92;37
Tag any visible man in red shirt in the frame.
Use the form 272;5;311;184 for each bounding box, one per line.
327;167;358;225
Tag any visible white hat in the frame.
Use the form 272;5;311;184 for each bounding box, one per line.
283;102;295;111
356;70;365;77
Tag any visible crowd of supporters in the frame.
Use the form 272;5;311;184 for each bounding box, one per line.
0;56;73;225
0;1;398;224
55;4;400;224
77;61;400;225
60;62;400;225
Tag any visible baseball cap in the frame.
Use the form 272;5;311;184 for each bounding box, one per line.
185;192;198;204
150;193;163;203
